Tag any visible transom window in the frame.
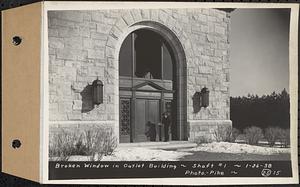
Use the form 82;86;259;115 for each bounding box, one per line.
119;29;174;80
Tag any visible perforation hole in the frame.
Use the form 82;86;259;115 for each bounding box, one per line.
12;36;22;46
12;139;21;149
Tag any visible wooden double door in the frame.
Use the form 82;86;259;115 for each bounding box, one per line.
119;98;172;143
134;99;161;142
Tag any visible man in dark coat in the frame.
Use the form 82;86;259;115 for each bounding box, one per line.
162;112;171;142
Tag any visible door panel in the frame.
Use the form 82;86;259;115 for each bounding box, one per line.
147;100;159;124
147;100;160;141
134;99;160;142
135;99;147;142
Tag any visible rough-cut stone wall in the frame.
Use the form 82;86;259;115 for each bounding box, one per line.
48;8;231;142
48;11;116;122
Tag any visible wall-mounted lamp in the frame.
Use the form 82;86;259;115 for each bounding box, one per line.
201;87;209;108
92;78;103;105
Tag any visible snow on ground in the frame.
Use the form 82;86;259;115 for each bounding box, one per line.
60;142;290;161
180;142;290;155
101;147;193;161
67;147;192;161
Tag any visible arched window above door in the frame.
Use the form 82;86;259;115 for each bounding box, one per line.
119;29;174;80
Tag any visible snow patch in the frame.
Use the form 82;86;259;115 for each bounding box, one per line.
53;142;290;161
102;147;193;161
182;142;290;155
66;147;192;161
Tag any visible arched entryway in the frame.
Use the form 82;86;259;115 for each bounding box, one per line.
117;22;187;143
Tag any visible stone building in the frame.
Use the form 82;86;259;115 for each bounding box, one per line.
48;8;232;143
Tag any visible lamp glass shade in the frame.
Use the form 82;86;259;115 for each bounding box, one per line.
92;79;103;105
201;87;209;108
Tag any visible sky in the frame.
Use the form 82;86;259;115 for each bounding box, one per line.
229;9;290;97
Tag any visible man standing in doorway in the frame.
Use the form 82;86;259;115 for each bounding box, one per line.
162;112;171;142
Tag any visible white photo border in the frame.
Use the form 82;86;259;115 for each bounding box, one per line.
41;1;299;185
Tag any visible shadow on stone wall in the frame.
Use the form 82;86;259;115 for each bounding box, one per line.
80;85;94;113
192;92;201;113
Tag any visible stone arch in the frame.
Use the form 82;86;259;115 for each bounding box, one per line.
108;18;188;141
